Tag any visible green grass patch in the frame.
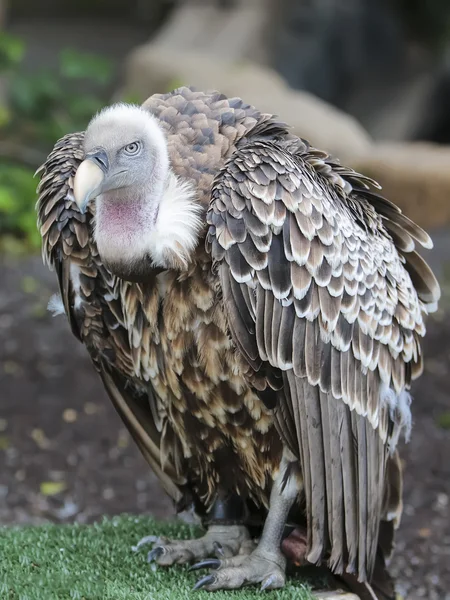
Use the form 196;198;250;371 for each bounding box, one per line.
436;411;450;429
0;515;317;600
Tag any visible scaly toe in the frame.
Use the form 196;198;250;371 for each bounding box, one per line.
192;552;286;591
136;525;252;568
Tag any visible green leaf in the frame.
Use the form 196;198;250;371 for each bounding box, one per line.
40;481;67;496
165;78;186;93
21;275;39;294
0;187;16;213
9;76;41;116
437;411;450;429
0;235;28;255
0;33;26;66
120;91;144;105
10;72;64;119
59;49;113;84
0;105;11;128
65;94;105;124
17;211;42;249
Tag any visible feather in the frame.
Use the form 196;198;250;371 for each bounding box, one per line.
256;284;268;362
319;389;334;552
292;317;307;378
243;208;270;237
354;410;368;581
381;217;415;253
238;235;268;270
290;218;310;265
268;234;291;299
291;263;312;300
275;374;298;455
338;401;358;575
227;244;253;283
319;284;341;329
263;289;275;364
302;379;326;564
271;298;284;367
305;318;321;385
277;304;295;368
375;203;433;249
403;250;441;305
220;266;259;367
291;373;313;551
326;391;345;573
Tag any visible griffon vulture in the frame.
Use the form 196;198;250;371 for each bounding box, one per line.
36;87;440;597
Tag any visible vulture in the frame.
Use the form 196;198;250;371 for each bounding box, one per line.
36;87;440;598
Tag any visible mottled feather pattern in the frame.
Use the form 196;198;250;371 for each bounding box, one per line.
207;137;439;432
207;127;439;580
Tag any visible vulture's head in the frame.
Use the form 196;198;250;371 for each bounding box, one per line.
73;103;203;280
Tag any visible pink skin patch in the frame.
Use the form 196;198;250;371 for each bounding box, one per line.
281;527;308;566
96;194;157;254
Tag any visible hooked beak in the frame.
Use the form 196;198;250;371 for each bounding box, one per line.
73;149;109;214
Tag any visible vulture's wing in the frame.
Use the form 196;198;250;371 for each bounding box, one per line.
206;136;440;580
36;133;186;504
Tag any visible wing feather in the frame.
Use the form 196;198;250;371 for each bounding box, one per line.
326;389;345;573
206;135;438;580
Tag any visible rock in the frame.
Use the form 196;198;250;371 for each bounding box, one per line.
147;0;273;65
120;48;372;159
348;142;450;230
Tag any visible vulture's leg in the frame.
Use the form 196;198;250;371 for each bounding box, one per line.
135;495;255;566
192;460;301;591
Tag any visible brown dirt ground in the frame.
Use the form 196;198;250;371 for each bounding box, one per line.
0;254;449;600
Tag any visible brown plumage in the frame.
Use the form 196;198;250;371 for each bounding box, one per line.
36;87;439;596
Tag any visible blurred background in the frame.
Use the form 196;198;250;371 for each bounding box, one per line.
0;1;449;598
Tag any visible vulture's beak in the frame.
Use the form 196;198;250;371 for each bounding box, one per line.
73;149;109;214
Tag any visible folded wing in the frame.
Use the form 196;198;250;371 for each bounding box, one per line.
206;135;439;580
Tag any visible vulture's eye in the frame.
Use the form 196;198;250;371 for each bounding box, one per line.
123;142;141;155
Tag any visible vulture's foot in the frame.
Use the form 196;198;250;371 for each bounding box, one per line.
137;525;254;566
192;456;301;591
192;548;286;591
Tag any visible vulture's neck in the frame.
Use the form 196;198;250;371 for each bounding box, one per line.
94;172;204;281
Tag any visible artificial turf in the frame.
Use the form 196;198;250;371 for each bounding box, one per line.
0;515;319;600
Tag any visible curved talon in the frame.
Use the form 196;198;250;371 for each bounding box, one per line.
261;574;278;591
147;546;164;563
189;559;222;572
193;574;217;590
213;541;224;557
132;535;159;552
